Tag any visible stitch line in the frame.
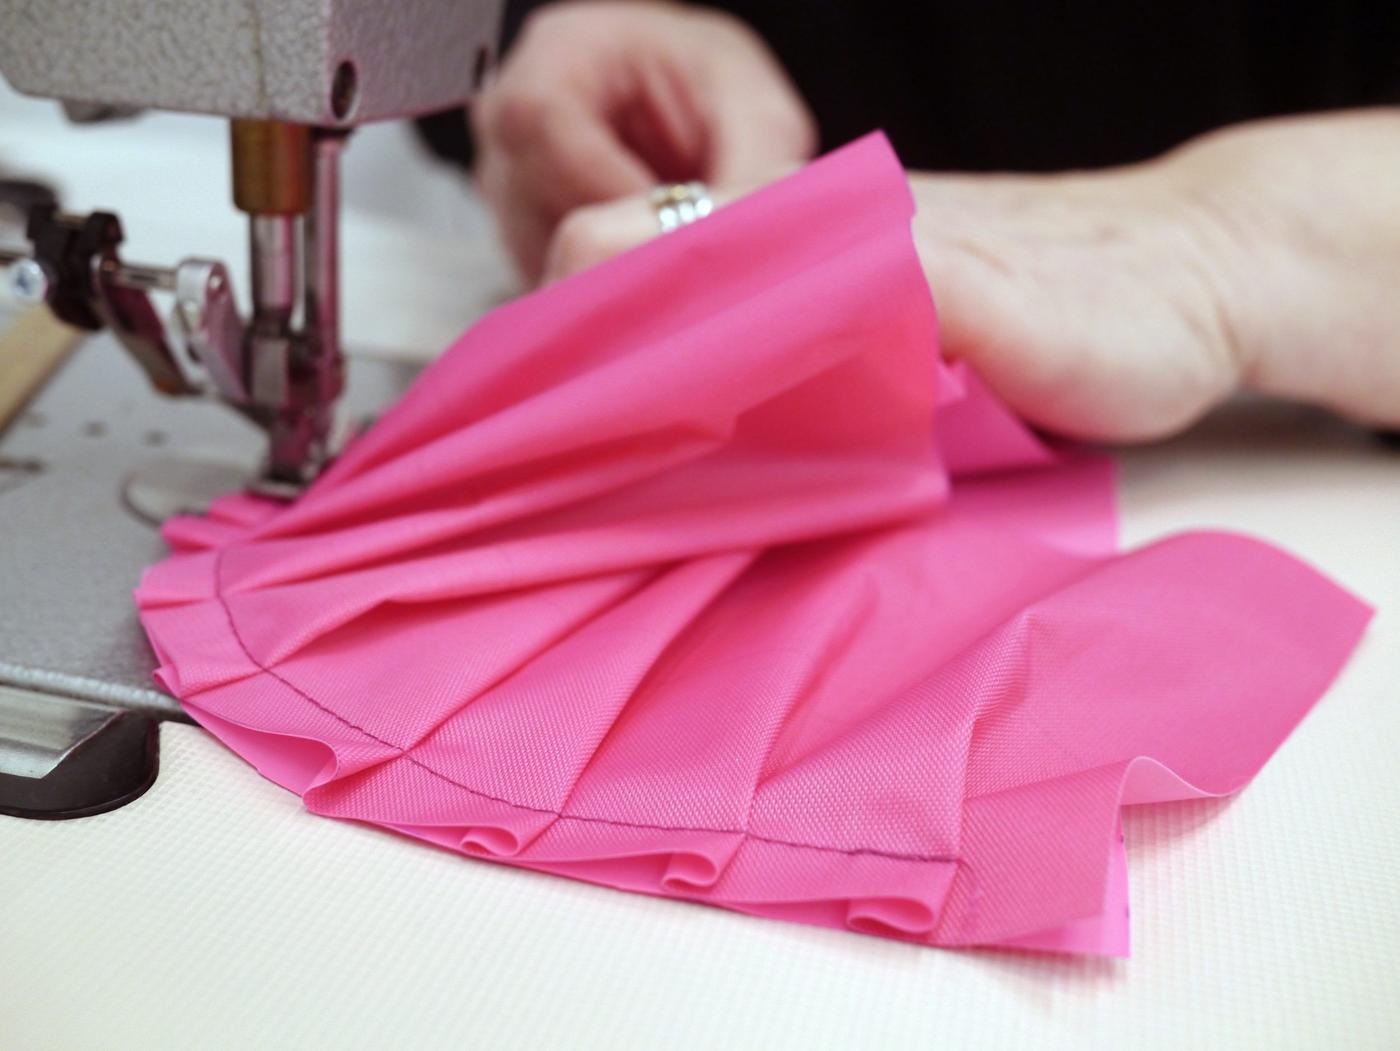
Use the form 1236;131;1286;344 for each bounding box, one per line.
210;548;958;866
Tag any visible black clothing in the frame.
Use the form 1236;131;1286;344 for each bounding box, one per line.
700;0;1400;170
419;1;1400;171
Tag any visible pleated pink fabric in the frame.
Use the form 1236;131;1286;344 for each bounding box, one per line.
136;133;1371;955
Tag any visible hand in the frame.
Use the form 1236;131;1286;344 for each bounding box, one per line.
471;0;816;284
904;165;1247;441
535;164;1246;442
538;111;1400;442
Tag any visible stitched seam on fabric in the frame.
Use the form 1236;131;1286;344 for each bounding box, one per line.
211;547;958;866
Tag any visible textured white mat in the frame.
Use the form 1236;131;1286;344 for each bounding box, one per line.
3;404;1398;1050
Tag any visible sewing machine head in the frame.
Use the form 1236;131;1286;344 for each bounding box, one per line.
0;0;503;487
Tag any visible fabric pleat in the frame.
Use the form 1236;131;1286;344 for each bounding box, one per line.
136;132;1371;955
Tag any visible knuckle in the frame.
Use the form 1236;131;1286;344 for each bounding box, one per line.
695;7;750;39
553;213;600;262
517;4;568;41
549;211;612;275
700;7;772;53
480;89;553;150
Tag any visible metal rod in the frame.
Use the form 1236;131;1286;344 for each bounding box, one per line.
304;130;347;361
249;213;297;324
3;243;176;292
106;261;177;293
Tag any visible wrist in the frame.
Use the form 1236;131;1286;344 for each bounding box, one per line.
1144;136;1268;398
1159;111;1400;427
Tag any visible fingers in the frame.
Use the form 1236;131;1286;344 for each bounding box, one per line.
480;93;656;213
704;93;815;187
699;47;818;186
472;5;662;283
471;2;817;286
614;50;710;181
541;197;661;285
541;181;753;284
475;90;655;283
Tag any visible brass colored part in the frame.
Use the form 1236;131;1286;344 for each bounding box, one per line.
230;120;312;215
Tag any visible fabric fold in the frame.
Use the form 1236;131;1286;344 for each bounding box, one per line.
136;131;1371;956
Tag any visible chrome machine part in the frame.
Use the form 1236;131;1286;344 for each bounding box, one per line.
261;128;350;487
0;684;158;820
170;259;247;404
0;0;504;816
5;256;51;304
306;131;347;405
230;118;345;484
6;207;194;397
0;0;504;486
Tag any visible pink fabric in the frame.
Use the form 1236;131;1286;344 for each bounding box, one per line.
136;133;1371;955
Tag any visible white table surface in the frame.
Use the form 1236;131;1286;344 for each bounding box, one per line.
2;84;1398;1050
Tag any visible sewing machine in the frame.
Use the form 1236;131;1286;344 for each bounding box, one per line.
0;0;504;818
0;0;503;484
2;7;1398;1043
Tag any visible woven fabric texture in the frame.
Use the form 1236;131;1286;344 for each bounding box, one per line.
135;133;1370;954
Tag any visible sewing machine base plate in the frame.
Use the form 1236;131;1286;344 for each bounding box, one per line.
0;313;420;718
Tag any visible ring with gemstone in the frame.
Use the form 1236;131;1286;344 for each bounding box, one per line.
649;181;714;233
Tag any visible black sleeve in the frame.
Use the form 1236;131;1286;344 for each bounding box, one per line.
418;0;1400;174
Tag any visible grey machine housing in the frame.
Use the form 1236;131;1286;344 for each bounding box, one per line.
0;0;504;125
